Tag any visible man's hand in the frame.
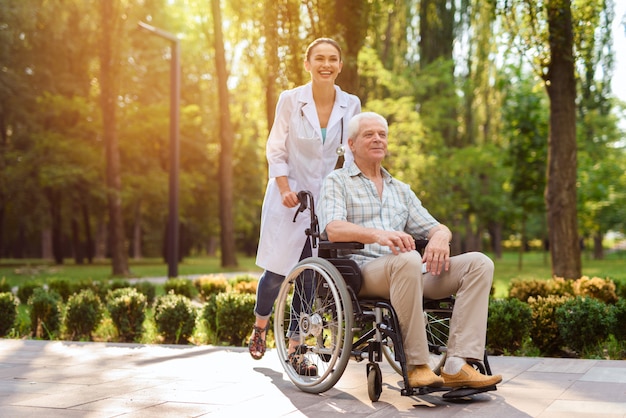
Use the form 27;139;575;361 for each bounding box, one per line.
422;227;451;275
375;230;416;255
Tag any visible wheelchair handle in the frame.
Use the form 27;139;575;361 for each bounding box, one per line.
292;190;320;248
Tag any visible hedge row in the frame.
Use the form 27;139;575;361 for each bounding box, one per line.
487;276;626;357
2;274;624;359
0;275;258;345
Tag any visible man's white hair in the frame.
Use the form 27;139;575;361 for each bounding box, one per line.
347;112;388;140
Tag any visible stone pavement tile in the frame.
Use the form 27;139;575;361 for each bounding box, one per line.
560;380;626;402
526;358;597;374
489;390;552;417
495;371;576;399
68;397;166;416
581;366;626;383
541;399;626;418
116;401;220;417
0;379;75;396
0;405;92;418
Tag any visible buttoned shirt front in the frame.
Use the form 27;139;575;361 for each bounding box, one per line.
318;163;440;267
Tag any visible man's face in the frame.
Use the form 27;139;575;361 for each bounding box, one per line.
349;118;388;163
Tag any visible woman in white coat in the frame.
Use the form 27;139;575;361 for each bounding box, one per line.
249;38;361;375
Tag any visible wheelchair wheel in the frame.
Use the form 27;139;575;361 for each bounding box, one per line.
367;362;383;402
383;299;452;375
423;303;452;374
274;257;354;393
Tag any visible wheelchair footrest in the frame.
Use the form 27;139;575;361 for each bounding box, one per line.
402;384;497;398
442;385;497;399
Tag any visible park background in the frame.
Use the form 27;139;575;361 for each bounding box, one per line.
0;1;625;356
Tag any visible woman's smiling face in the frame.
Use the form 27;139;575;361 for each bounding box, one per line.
304;42;343;84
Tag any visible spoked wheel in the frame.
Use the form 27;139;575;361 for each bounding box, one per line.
382;298;453;376
274;257;354;393
423;298;453;374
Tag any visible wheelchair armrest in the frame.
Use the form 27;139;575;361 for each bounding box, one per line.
318;241;364;258
319;241;365;250
415;239;428;253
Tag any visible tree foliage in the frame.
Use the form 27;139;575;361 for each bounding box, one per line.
0;0;623;268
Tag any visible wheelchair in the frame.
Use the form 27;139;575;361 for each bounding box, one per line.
273;191;496;401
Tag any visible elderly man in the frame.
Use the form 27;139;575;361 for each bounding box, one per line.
318;112;502;389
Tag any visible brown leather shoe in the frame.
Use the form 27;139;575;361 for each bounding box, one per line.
441;364;502;389
408;365;444;388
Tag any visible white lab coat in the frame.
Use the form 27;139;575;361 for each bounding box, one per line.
256;83;361;276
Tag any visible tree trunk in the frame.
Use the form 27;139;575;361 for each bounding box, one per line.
46;189;64;265
420;0;455;66
544;0;581;279
71;216;83;265
94;220;107;260
488;221;503;259
211;0;238;267
0;197;4;258
593;232;604;260
263;0;279;129
41;228;53;260
419;0;459;148
99;0;128;276
81;203;93;263
133;200;142;259
333;0;368;95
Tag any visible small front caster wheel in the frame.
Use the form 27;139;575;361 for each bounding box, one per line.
366;362;383;402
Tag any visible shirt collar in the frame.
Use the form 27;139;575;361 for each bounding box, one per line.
347;163;394;183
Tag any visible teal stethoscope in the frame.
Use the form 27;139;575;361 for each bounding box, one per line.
298;106;346;156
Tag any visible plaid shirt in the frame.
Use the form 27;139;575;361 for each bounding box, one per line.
318;163;440;267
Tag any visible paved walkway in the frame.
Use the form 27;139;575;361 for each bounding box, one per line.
1;339;625;417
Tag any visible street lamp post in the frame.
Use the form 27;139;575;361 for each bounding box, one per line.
138;22;180;278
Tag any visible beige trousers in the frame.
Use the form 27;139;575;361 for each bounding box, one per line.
359;251;494;365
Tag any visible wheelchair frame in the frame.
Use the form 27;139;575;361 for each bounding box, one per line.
273;191;495;401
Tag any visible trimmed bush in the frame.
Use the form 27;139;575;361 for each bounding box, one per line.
0;277;11;293
556;296;613;354
64;289;104;341
153;292;197;344
572;276;618;304
28;288;62;339
0;292;18;336
508;279;552;302
194;276;228;301
508;277;573;302
203;292;256;346
528;295;569;355
47;278;73;302
107;287;147;342
109;279;132;292
132;281;156;304
18;281;44;305
232;279;257;295
610;298;626;342
487;298;532;355
73;279;110;301
164;278;197;299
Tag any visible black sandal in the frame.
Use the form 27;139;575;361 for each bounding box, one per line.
248;325;267;360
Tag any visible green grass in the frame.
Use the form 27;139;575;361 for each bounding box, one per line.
489;250;626;298
0;255;262;287
2;249;625;299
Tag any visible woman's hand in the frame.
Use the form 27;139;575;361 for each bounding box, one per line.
281;190;299;208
